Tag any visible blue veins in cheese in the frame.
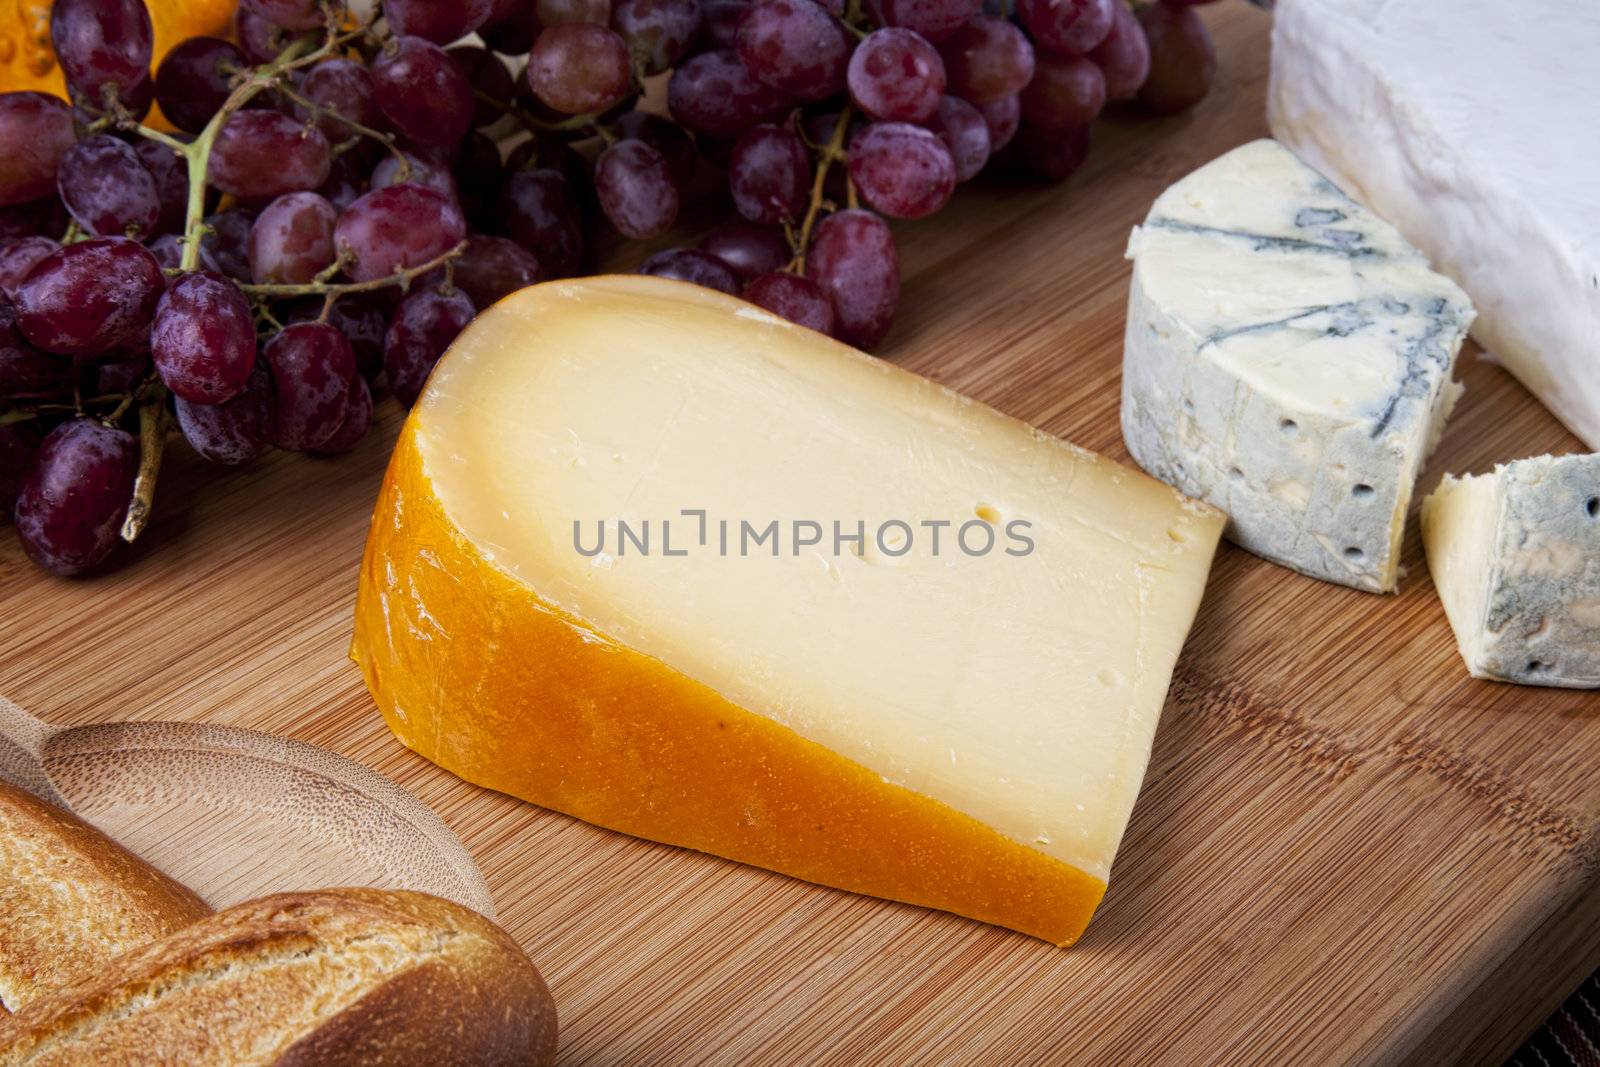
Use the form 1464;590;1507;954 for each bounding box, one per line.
1269;0;1600;450
1120;139;1476;593
1422;455;1600;689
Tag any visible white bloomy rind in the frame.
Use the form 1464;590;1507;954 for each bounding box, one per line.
1121;139;1474;593
1422;455;1600;689
1268;0;1600;448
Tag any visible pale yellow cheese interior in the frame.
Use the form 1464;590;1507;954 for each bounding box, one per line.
1421;473;1500;671
414;277;1222;881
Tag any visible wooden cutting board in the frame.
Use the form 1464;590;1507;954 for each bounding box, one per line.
2;6;1594;1063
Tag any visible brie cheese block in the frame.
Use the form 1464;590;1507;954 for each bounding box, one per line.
1122;139;1474;593
1269;0;1600;448
351;276;1225;946
1421;455;1600;688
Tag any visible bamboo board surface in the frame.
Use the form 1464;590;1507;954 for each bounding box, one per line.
2;6;1596;1063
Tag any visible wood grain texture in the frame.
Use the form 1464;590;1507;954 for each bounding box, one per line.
1;6;1595;1063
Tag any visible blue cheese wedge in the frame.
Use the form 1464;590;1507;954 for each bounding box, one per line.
1121;139;1475;593
1421;455;1600;689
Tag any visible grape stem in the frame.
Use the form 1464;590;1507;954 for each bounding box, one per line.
790;106;854;274
473;87;612;142
120;400;166;544
269;78;413;179
237;240;467;298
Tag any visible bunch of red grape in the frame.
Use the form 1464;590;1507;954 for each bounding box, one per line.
0;0;1218;578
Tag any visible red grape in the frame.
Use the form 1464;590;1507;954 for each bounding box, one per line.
613;112;697;190
0;422;45;517
537;0;612;24
200;209;256;279
265;321;355;450
848;28;945;123
132;139;189;235
612;0;703;76
926;95;990;181
174;360;275;465
154;37;243;134
296;59;381;140
234;6;288;64
876;0;978;44
700;222;791;283
448;46;516;128
745;271;833;334
1021;53;1106;129
848;122;955;219
238;0;324;31
1089;1;1150;101
95;350;150;394
527;24;635;115
335;184;467;283
667;49;790;138
50;0;154;101
1016;0;1113;57
249;192;338;284
371;36;476;147
386;0;495;43
70;70;154;125
0;307;72;400
1016;121;1090;181
56;135;161;240
0;198;68;245
703;0;751;47
371;152;460;201
315;155;366;214
498;169;584;277
1136;3;1214;115
595;139;680;239
286;296;389;380
150;271;257;403
736;0;850;102
485;0;535;22
310;375;373;457
806;209;897;348
0;237;60;300
448;235;547;307
13;418;140;576
0;93;77;208
145;232;184;273
638;248;739;294
728;125;811;225
937;16;1034;103
13;237;165;357
974;93;1020;151
384;287;475;407
208;110;332;200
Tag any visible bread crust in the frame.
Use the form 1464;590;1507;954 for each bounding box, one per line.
0;779;210;1014
0;887;557;1066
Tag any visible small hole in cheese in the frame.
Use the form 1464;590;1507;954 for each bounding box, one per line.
1352;483;1374;498
1527;659;1547;673
1343;546;1365;562
1586;496;1598;519
1280;419;1299;435
1167;527;1189;544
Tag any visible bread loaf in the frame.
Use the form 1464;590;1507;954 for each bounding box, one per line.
0;887;558;1066
0;778;210;1013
